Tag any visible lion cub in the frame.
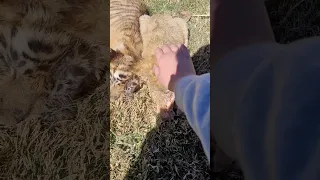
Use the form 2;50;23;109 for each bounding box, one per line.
132;14;189;118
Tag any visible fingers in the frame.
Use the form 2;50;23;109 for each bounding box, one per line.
155;44;185;64
169;44;179;52
155;48;163;62
161;45;172;53
156;44;183;54
153;65;160;77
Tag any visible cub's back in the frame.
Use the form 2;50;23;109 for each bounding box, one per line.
110;0;147;58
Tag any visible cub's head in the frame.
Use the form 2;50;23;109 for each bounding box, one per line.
139;14;189;58
110;49;133;86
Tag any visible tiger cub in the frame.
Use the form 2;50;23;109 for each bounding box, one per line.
110;0;147;98
0;0;108;125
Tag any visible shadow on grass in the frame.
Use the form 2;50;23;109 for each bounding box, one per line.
124;45;211;180
265;0;320;43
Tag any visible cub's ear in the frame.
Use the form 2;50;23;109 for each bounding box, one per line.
112;41;127;54
139;15;151;35
110;48;123;60
110;48;117;59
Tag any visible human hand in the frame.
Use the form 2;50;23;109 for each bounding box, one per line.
154;44;196;92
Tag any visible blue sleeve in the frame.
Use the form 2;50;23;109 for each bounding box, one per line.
212;37;320;180
174;73;210;162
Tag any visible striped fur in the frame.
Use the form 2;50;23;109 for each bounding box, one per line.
110;49;135;86
0;0;108;125
110;0;147;100
110;0;147;59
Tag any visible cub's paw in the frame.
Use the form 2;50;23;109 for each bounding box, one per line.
123;75;142;100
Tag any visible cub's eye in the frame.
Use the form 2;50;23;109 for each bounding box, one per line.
118;74;127;79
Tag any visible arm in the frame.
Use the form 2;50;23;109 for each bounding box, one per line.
153;44;210;161
174;73;210;162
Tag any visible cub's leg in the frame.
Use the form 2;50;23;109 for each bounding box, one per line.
123;74;142;100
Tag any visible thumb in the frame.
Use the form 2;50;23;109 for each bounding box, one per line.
153;65;160;77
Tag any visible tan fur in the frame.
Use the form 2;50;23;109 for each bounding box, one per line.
133;14;189;117
0;0;107;126
110;83;125;102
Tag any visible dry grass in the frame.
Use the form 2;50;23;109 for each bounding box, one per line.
110;0;210;179
0;84;108;179
266;0;320;43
